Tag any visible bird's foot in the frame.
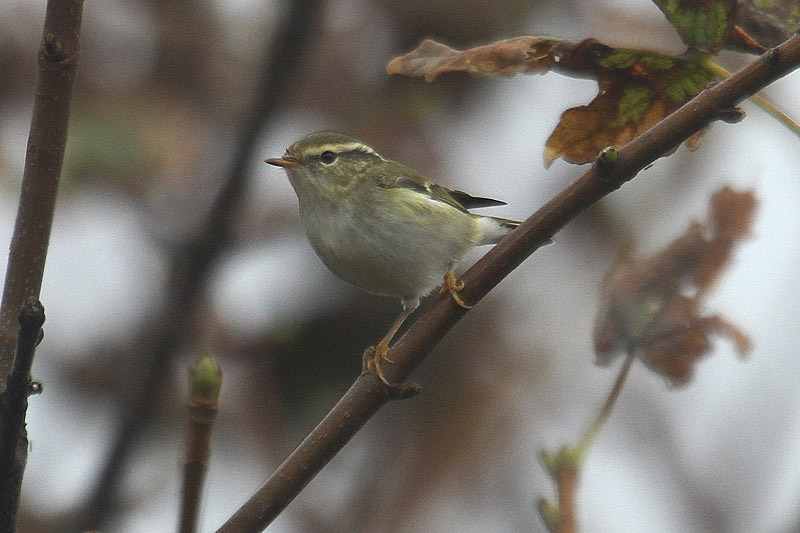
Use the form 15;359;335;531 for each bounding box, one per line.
363;341;394;387
440;270;472;309
362;344;421;397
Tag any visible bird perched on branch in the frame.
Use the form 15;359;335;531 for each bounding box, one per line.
267;132;518;385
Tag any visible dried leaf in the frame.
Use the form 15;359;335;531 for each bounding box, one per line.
543;82;667;167
593;187;756;385
711;185;758;240
387;37;569;82
546;50;716;166
388;38;719;167
692;187;757;291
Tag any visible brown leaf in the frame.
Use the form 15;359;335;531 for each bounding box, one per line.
544;51;716;166
692;187;757;291
639;296;711;384
593;187;756;385
543;84;668;167
389;38;718;167
711;186;757;240
386;37;566;82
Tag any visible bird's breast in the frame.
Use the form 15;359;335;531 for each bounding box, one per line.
298;193;480;300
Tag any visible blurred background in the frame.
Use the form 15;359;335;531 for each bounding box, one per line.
1;0;799;531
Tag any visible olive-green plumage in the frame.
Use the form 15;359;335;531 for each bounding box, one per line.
266;131;518;383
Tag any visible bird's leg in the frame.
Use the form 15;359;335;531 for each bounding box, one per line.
365;306;413;386
440;270;472;309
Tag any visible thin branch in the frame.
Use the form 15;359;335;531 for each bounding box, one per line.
707;60;800;138
0;298;45;532
576;354;635;457
179;357;222;533
538;354;635;533
216;34;800;532
0;0;83;389
0;1;83;530
72;1;323;530
217;379;392;533
553;459;579;533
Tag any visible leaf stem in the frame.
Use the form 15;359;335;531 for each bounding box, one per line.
576;354;635;459
707;60;800;138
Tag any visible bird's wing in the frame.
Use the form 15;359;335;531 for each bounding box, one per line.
379;173;506;212
448;189;507;209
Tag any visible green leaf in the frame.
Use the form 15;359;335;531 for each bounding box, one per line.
613;87;654;127
544;50;716;166
387;37;719;166
652;0;737;51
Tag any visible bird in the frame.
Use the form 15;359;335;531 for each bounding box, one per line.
266;131;518;385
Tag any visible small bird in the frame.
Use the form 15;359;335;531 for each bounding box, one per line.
266;132;518;384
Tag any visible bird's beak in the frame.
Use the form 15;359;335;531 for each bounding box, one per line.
265;155;301;168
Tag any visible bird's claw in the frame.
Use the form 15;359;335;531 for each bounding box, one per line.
363;342;394;387
440;270;472;309
362;344;420;398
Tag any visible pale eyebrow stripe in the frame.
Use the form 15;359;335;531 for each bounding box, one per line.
305;142;379;157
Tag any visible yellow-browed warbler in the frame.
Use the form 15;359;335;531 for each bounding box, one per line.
267;132;518;384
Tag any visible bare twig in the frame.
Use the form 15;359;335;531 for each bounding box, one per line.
707;60;800;138
217;379;391;533
217;34;800;532
0;0;83;530
538;354;635;533
577;354;635;457
0;0;83;388
73;1;323;530
542;453;579;533
0;299;45;532
179;357;222;533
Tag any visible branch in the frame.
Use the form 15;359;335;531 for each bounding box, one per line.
72;1;324;530
179;357;222;533
0;298;45;532
0;0;82;529
538;354;635;533
217;34;800;532
0;0;83;390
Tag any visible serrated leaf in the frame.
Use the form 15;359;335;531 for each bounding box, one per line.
652;0;737;51
593;187;756;385
544;50;716;167
388;38;719;167
387;37;571;81
543;91;665;167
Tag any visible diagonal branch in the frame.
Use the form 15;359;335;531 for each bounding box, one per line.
71;1;324;530
216;34;800;533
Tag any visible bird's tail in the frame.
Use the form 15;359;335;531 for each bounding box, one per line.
478;216;554;247
477;216;520;245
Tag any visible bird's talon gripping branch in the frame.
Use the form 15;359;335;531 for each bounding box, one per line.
363;344;394;387
268;132;517;384
440;270;472;309
362;345;420;397
375;341;395;364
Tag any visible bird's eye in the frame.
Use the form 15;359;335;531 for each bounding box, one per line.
320;151;337;164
